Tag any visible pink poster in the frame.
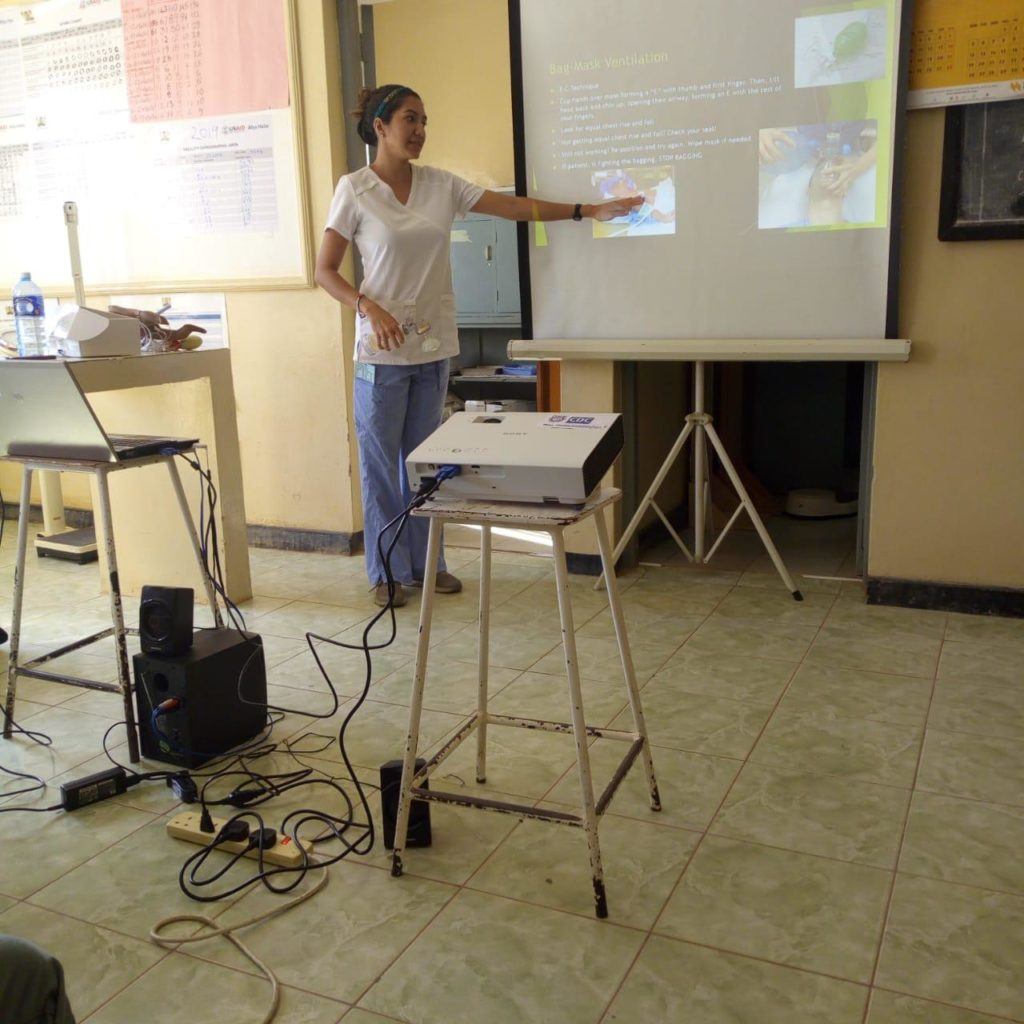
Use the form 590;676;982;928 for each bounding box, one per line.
123;0;289;124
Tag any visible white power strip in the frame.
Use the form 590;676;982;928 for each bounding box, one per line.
166;811;306;868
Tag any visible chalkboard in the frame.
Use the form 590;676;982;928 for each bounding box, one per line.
939;98;1024;241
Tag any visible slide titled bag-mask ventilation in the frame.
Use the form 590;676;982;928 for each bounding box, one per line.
516;0;904;340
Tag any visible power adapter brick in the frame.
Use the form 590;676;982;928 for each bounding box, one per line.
59;767;131;811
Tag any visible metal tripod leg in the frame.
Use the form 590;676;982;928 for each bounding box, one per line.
595;419;695;590
703;420;803;600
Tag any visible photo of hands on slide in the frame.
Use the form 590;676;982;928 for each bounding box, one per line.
794;5;889;88
758;120;878;229
589;165;676;238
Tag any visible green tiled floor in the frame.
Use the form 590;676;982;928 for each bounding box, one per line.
1;519;1023;1023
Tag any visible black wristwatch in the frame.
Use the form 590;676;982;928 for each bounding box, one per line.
572;203;583;221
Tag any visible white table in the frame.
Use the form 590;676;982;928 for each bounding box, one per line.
38;349;251;601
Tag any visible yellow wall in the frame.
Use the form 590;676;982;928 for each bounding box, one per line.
373;0;514;188
869;107;1024;589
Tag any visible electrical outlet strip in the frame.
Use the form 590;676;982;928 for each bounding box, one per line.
166;811;306;868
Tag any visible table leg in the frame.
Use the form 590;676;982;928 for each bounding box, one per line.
95;468;140;763
3;467;33;738
476;524;491;784
551;527;608;919
37;470;67;536
206;361;252;602
391;516;442;878
594;508;660;812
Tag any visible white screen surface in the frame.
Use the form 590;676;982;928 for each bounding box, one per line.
516;0;905;341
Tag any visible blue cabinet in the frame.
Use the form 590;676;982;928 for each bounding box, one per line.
451;212;521;328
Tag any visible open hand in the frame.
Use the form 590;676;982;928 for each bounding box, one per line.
588;195;644;222
363;299;405;351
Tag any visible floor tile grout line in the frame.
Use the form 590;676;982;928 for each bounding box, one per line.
641;581;843;947
859;629;946;1024
346;888;463;1010
340;1005;408;1024
593;564;778;1024
15;806;162;903
906;784;1024;813
352;561;746;1017
6;540;1015;1019
415;570;659;901
870;983;1024;1024
171;941;356;1008
645;929;878;989
317;561;623;1011
886;868;1024;902
23;876;245;948
605;566;893;1018
78;947;178;1022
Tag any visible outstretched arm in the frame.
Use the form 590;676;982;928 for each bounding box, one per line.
470;190;642;222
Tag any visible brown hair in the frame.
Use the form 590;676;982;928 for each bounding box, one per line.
351;84;420;146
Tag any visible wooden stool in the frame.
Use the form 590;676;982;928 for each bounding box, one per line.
389;487;660;918
2;451;222;762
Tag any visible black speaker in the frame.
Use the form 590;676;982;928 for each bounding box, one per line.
139;585;194;656
133;628;267;768
380;758;432;849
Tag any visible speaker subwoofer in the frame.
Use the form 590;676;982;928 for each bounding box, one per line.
139;585;193;656
134;628;267;768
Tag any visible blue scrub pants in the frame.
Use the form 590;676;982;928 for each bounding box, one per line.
354;359;449;586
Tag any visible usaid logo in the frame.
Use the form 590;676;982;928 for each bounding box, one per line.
567;416;594;424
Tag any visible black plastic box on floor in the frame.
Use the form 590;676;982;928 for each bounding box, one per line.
133;628;267;768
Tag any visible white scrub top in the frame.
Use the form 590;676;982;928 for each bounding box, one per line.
325;164;484;365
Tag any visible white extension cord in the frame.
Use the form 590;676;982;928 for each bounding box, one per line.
149;864;329;1024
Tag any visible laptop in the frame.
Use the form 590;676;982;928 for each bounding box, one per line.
0;360;199;462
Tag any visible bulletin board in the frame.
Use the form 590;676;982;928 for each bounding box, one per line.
0;0;312;293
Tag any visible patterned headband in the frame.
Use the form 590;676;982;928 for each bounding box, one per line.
372;87;407;123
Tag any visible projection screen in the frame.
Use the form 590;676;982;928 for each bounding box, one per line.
511;0;910;342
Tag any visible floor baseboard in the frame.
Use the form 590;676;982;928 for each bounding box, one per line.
867;576;1024;618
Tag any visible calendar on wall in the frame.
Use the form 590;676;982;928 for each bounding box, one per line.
0;0;310;292
908;0;1024;109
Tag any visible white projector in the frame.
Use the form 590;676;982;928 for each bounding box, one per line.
406;411;623;505
50;306;139;358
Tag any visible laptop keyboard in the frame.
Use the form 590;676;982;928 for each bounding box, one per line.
108;434;194;453
110;434;159;451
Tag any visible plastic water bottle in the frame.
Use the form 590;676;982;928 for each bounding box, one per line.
13;273;46;357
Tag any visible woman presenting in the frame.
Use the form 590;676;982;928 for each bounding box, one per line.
315;84;640;607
